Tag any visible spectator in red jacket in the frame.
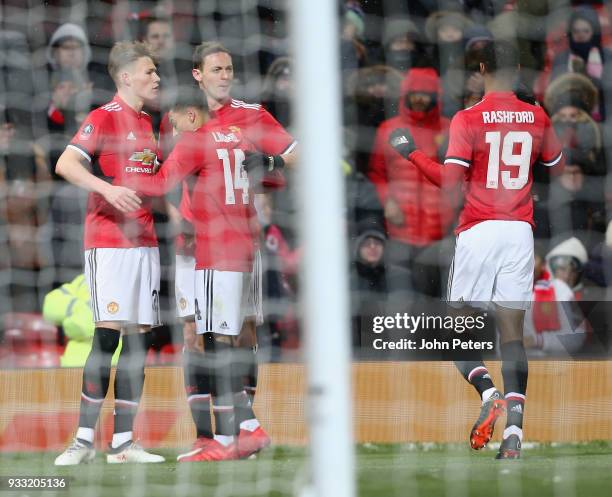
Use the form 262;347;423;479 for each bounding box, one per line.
368;67;457;298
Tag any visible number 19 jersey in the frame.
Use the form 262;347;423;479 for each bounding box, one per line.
444;91;562;234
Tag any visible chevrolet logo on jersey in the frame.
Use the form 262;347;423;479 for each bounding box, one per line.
126;149;159;174
129;149;157;165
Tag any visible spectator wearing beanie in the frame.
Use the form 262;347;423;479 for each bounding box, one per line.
349;223;411;350
381;17;425;73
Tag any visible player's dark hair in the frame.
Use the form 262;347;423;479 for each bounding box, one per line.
192;41;231;70
171;85;209;113
138;16;172;42
480;40;520;75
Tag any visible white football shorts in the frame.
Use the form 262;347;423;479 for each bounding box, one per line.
194;269;254;336
447;220;534;310
175;254;196;318
84;247;161;325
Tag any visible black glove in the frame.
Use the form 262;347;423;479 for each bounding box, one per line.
388;128;416;159
243;151;285;173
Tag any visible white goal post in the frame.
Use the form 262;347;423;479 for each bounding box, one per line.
290;1;355;497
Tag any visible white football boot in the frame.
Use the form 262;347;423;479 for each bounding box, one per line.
106;440;165;464
54;438;96;466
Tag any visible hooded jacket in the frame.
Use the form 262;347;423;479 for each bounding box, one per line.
368;68;455;246
46;23;91;69
550;6;612;120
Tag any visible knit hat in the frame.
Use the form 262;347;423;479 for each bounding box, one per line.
46;23;91;68
425;11;473;43
382;17;420;47
463;25;493;51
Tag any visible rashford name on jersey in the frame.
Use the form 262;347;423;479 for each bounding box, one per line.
482;111;535;124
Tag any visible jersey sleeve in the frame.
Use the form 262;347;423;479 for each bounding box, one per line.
444;112;472;168
158;112;179;161
130;132;204;196
244;107;296;155
539;113;563;167
67;110;109;162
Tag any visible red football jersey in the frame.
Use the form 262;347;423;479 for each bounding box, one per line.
211;98;296;154
68;95;158;249
444;91;562;233
133;124;257;272
160;98;296;255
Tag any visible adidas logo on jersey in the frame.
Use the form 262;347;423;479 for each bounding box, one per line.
127;131;136;140
510;404;523;414
220;321;229;330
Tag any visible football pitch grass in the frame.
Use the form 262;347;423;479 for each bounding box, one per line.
2;443;612;497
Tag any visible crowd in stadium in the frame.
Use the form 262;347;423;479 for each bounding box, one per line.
0;0;611;363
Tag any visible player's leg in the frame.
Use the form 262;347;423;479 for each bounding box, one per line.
104;247;163;463
55;249;123;465
178;269;244;461
174;253;215;460
181;321;214;448
447;224;506;450
492;221;534;460
450;307;505;451
494;305;527;460
235;255;271;457
237;318;258;406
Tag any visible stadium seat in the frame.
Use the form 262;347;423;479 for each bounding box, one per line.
1;313;62;368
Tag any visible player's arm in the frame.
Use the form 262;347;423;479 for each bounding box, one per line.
55;147;141;213
388;129;464;188
243;106;298;173
539;113;564;175
128;139;202;197
280;146;298;169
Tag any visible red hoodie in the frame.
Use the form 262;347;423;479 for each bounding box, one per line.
368;68;456;246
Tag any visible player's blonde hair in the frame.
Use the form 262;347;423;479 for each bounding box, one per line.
108;41;155;84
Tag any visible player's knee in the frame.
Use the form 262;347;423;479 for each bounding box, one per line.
95;320;122;331
183;321;201;351
92;327;121;354
237;318;257;348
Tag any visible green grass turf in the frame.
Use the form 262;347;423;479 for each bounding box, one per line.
1;443;612;497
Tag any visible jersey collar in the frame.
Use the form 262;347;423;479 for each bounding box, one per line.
114;94;147;119
209;98;232;119
483;91;516;101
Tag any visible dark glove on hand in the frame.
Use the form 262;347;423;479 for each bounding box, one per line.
388;128;416;159
243;151;285;173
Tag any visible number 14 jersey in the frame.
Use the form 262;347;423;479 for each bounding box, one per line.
135;124;257;272
444;91;563;234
